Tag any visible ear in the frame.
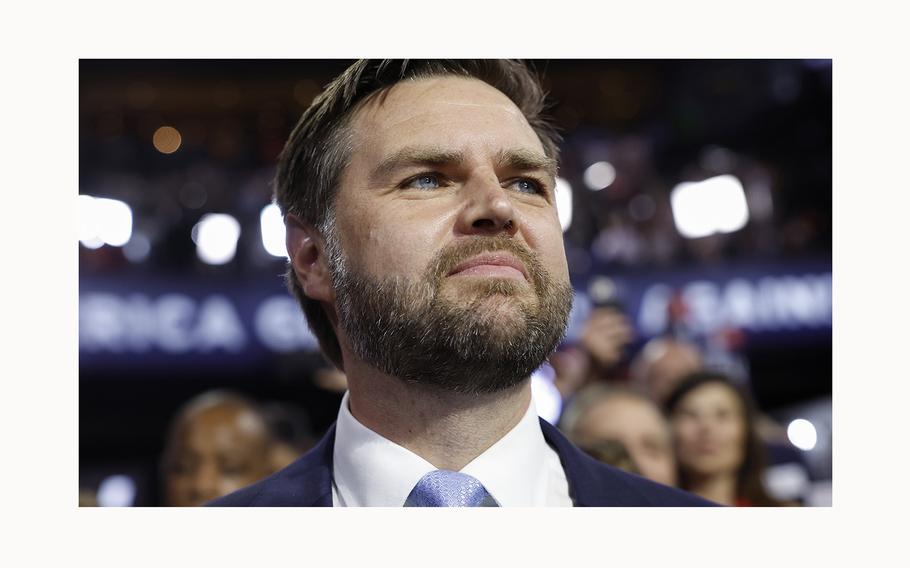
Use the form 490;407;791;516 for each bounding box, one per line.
285;213;334;303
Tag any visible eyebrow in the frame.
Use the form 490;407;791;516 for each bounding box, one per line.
371;146;464;182
494;148;558;180
370;145;557;183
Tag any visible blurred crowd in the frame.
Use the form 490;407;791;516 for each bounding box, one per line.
79;304;809;507
556;305;808;506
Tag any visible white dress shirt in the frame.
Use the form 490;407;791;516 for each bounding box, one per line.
331;390;573;506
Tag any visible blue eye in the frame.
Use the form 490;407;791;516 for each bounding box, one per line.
405;174;442;190
512;178;543;194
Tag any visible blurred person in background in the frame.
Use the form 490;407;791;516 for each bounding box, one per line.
161;390;286;506
210;59;713;507
575;439;640;477
633;330;812;501
630;336;703;406
665;371;792;506
549;305;635;400
560;383;677;487
313;365;348;394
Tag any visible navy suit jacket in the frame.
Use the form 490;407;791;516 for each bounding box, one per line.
209;417;716;507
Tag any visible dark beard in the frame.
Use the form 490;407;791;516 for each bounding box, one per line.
332;235;574;395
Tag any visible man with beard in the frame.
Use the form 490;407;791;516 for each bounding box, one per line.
210;60;714;507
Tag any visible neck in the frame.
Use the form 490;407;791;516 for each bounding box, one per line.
686;472;739;506
343;357;532;471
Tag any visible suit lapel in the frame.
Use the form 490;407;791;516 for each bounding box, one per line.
266;422;335;506
301;423;336;506
539;417;636;507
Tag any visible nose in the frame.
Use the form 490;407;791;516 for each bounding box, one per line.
693;415;718;438
455;175;519;237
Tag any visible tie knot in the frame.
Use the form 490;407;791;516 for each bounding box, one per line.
404;470;498;507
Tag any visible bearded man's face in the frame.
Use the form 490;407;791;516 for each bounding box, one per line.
326;75;574;392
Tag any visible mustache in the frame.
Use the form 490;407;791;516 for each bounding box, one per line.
425;236;545;289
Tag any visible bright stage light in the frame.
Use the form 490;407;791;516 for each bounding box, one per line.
531;363;562;425
555;176;573;232
670;174;749;239
194;213;241;265
787;418;818;451
78;194;97;243
94;198;133;246
97;474;137;507
260;203;288;258
583;161;616;191
78;194;132;248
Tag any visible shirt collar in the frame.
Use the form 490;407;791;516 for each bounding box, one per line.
332;390;554;506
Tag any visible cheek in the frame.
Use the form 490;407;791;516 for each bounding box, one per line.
673;421;697;448
520;210;569;279
712;421;747;466
370;227;438;277
730;423;748;456
216;466;263;492
719;418;746;445
340;203;452;278
540;240;569;281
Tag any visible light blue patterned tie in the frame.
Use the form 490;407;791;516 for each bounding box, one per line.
404;470;499;507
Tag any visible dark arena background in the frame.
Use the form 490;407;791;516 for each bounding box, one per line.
79;59;832;506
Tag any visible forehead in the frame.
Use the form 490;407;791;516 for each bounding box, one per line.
174;406;266;449
347;75;546;158
586;396;665;432
682;383;742;409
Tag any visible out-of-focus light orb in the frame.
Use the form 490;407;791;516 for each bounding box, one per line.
531;363;562;425
80;236;105;250
670;174;749;239
787;418;818;451
78;194;96;238
93;198;133;246
260;203;288;258
123;232;151;263
555;176;573;232
194;213;241;265
97;474;137;507
587;276;617;304
583;161;616;191
78;194;101;247
78;194;132;248
153;125;182;154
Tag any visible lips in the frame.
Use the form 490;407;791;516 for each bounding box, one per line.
447;252;529;281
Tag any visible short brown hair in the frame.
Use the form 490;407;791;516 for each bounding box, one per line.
276;59;562;369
